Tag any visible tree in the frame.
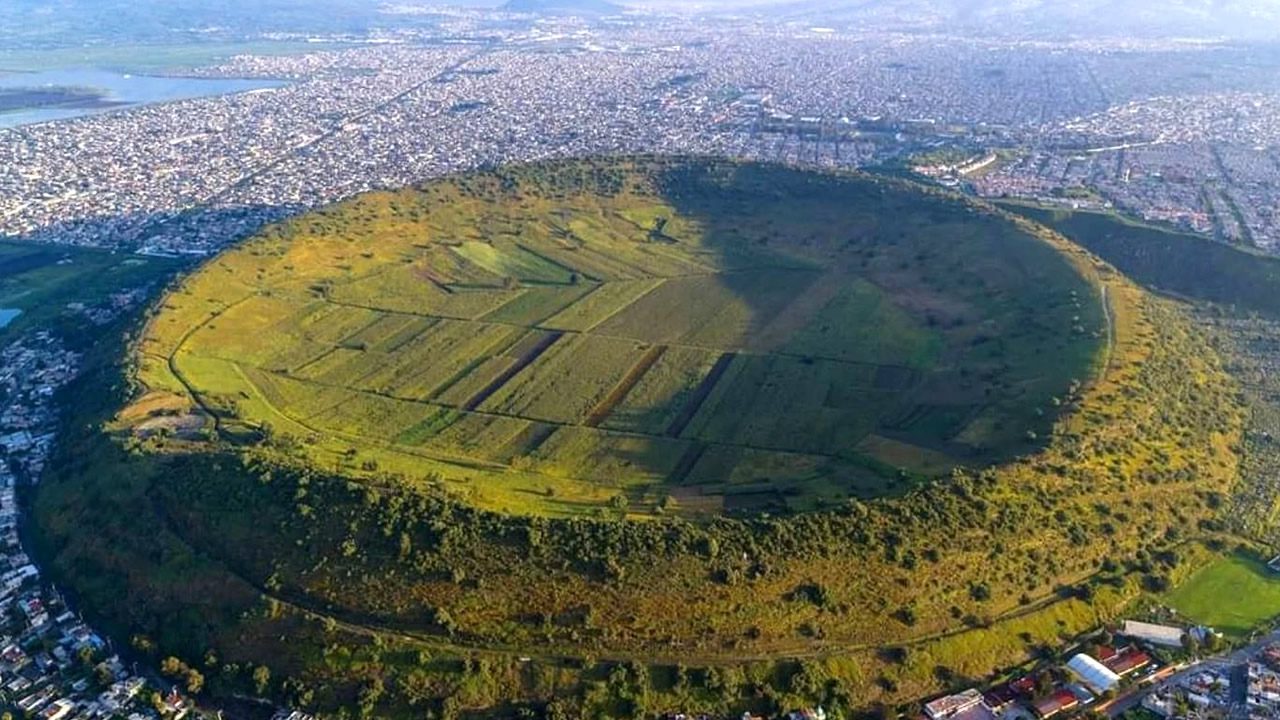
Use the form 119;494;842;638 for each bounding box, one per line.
186;669;205;695
358;676;385;718
132;635;156;655
970;583;992;601
545;699;575;720
1182;632;1201;657
252;665;272;695
439;695;460;720
1204;631;1225;653
399;670;434;707
435;608;457;636
160;656;186;678
77;644;97;667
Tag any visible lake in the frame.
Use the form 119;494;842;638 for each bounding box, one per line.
0;308;21;329
0;68;285;128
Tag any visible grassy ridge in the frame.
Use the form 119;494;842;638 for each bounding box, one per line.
1000;202;1280;317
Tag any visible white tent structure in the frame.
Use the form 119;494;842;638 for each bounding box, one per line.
1067;653;1121;694
1122;620;1185;648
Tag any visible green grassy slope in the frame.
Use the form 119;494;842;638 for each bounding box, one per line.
1163;552;1280;637
1000;203;1280;317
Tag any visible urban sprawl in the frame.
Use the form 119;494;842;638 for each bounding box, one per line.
4;19;1280;256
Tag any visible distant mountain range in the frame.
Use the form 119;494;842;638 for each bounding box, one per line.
8;0;1280;43
501;0;624;15
730;0;1280;39
3;0;415;48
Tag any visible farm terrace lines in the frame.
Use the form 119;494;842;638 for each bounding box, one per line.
130;157;1104;517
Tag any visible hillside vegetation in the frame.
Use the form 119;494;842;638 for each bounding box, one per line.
31;159;1243;719
1000;203;1280;318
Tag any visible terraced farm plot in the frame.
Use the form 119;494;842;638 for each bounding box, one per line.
590;269;820;347
310;392;441;439
242;366;355;421
139;157;1105;517
297;303;383;346
685;354;898;454
479;334;650;425
600;345;722;435
327;263;520;319
416;412;531;459
540;278;664;331
480;284;594;325
529;426;693;483
342;313;430;351
784;278;944;367
355;320;525;400
453;240;577;285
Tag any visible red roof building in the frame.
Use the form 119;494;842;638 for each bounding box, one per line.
1105;648;1153;676
1032;690;1080;719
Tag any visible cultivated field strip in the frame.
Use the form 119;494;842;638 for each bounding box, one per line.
362;321;522;400
481;284;594;326
539;278;665;332
667;442;707;485
493;421;558;461
462;332;562;411
599;345;721;435
666;352;736;438
424;326;542;403
479;334;647;424
583;344;668;428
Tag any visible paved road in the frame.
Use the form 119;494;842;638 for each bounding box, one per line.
1106;630;1280;718
1230;663;1250;720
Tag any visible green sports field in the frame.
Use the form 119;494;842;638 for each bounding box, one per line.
1164;552;1280;637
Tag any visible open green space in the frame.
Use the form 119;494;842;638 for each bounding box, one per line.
1163;552;1280;637
0;241;182;340
135;158;1104;517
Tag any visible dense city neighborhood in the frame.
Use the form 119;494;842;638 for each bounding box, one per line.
0;329;193;720
2;18;1280;257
